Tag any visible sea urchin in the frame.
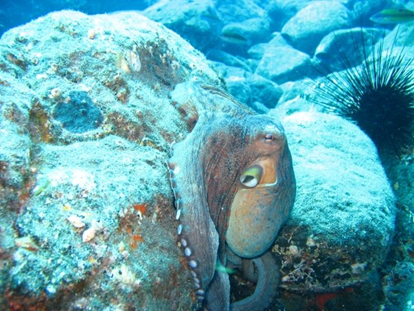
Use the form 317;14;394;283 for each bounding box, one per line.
315;30;414;155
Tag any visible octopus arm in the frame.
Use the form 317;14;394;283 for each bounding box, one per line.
231;251;280;311
168;120;221;304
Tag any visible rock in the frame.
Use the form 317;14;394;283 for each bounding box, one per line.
277;79;314;106
0;72;33;208
143;0;221;52
385;22;414;50
383;262;414;310
273;90;320;117
0;71;35;307
245;58;260;72
351;0;395;25
52;90;104;133
0;10;221;310
250;101;270;114
281;1;351;55
226;76;252;108
272;111;396;292
247;32;287;60
247;43;268;60
206;50;252;72
381;128;414;311
266;0;312;31
0;1;152;38
215;0;267;24
248;74;283;109
255;34;314;84
382;153;414;249
314;28;386;72
211;63;282;111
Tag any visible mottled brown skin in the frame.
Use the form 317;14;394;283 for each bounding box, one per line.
168;83;296;310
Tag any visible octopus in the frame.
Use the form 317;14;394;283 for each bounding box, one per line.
167;82;296;310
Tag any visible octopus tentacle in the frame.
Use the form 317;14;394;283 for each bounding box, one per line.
167;148;219;305
231;252;280;311
206;266;231;310
168;114;246;307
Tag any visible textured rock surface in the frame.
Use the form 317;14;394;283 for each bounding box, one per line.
383;261;414;311
267;0;313;31
211;62;283;112
207;50;253;72
143;0;221;52
281;1;351;55
352;0;396;25
214;0;267;24
386;21;414;50
271;111;396;292
256;34;315;84
314;28;386;72
0;0;151;38
0;10;221;310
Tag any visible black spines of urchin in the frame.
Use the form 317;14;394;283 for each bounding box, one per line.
314;30;414;155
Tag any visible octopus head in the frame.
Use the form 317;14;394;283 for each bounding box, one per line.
225;118;295;258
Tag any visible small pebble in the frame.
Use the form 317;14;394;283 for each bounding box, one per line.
67;215;85;228
82;227;96;243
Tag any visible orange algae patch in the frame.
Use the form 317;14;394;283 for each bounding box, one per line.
130;234;144;249
133;203;146;214
132;235;143;242
118;204;148;250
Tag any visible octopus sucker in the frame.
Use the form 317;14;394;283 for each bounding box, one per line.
168;82;296;310
169;177;177;188
189;260;198;269
177;224;183;235
184;247;192;257
175;208;182;220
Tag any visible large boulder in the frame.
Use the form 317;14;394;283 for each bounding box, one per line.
255;34;315;84
0;10;220;310
269;111;396;293
211;62;283;112
313;28;386;73
266;0;313;31
143;0;221;52
281;1;351;55
214;0;267;24
0;0;152;38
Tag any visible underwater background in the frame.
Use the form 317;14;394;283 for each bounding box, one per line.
0;0;413;310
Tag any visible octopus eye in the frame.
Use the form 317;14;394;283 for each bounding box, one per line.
264;133;273;142
239;165;263;188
